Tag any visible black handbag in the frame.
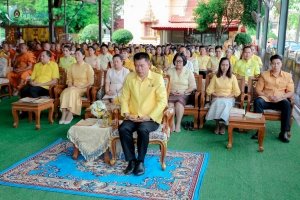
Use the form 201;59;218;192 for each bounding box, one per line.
186;89;197;106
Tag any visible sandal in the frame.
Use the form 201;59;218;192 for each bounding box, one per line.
214;128;219;134
219;124;226;135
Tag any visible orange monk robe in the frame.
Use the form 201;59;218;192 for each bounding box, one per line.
54;50;62;61
8;49;16;61
50;51;56;62
10;51;36;88
85;49;89;57
33;49;43;59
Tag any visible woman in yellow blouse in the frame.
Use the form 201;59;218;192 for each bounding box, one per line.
85;46;100;70
206;57;241;134
59;48;94;124
59;45;76;71
151;45;169;71
167;53;197;132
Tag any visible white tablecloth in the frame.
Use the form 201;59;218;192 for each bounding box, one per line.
67;119;112;161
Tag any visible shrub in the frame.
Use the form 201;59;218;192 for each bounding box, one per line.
112;29;133;44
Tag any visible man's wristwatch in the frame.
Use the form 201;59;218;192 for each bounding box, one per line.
184;91;186;95
282;95;285;99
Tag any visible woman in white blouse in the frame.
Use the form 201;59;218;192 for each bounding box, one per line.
102;54;130;103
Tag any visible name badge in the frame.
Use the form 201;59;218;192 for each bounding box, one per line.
247;68;251;75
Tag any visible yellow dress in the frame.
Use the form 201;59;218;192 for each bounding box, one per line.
151;55;168;70
60;62;94;115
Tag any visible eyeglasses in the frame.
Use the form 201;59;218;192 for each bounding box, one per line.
175;60;183;63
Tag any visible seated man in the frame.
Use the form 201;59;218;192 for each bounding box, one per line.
21;51;59;99
233;46;260;93
10;43;36;96
119;52;167;176
252;54;294;143
121;48;135;71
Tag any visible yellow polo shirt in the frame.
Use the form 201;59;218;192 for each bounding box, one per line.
197;55;210;70
123;58;135;72
251;54;263;67
233;58;260;81
230;55;238;67
31;61;59;89
207;56;222;71
120;70;167;123
256;70;294;102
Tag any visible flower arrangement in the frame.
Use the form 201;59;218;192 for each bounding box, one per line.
90;100;107;118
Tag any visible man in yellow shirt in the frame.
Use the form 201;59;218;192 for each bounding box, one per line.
207;46;223;73
198;45;210;78
119;52;167;176
20;50;59;118
233;46;260;82
121;48;135;71
250;45;263;69
253;54;294;143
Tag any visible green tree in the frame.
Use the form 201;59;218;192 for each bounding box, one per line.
102;0;124;37
194;0;243;44
112;29;133;44
234;33;252;46
79;24;100;42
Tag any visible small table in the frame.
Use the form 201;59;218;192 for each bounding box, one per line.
227;115;266;152
12;99;54;130
67;119;111;164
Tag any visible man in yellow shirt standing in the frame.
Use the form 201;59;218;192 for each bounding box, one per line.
250;45;263;69
207;46;223;73
253;54;294;143
198;45;210;78
121;48;135;71
119;52;167;176
233;46;260;84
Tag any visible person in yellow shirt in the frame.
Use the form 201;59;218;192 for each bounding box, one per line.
207;46;223;73
252;54;294;143
233;46;260;83
250;45;263;69
119;52;167;176
140;44;145;52
225;48;238;67
20;50;59;98
121;48;135;71
98;44;113;70
59;45;77;71
145;46;152;60
206;57;241;134
198;46;211;78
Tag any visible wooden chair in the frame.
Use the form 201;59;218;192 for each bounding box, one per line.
199;74;245;129
53;69;102;118
183;74;202;129
0;51;12;99
246;76;294;137
110;73;174;171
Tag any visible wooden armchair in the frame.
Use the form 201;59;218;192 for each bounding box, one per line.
110;73;173;171
183;74;203;129
0;51;12;99
199;74;245;129
246;76;294;137
53;69;102;118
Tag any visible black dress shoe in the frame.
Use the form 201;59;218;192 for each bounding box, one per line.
134;161;145;176
184;121;189;130
189;121;194;131
251;131;258;139
123;160;136;175
279;132;290;143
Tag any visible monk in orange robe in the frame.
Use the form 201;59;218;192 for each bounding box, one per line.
8;44;16;61
10;44;36;96
37;43;56;62
33;43;43;58
54;43;62;63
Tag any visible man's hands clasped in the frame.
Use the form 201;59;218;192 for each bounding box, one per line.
125;113;151;122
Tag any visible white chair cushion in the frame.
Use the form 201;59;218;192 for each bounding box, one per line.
185;104;194;108
111;123;170;141
39;96;50;99
204;103;211;108
264;109;281;113
0;78;9;84
81;96;88;100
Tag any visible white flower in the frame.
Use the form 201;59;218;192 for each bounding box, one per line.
90;100;107;118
